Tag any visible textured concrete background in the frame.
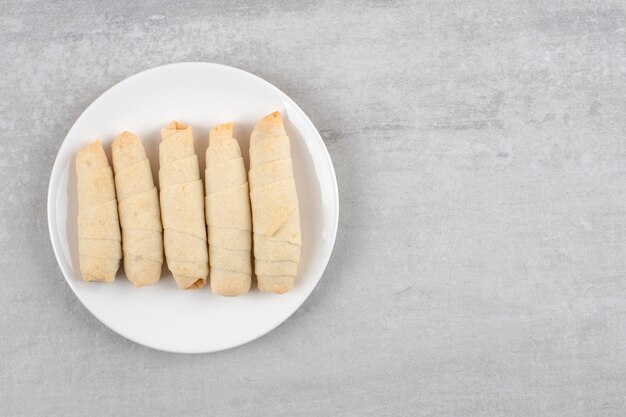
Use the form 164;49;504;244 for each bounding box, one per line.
1;1;625;416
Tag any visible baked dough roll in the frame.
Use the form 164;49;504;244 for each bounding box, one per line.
76;140;121;282
249;111;301;294
159;121;208;289
205;123;252;295
112;132;163;286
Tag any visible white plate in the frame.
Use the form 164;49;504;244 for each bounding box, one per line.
47;63;338;353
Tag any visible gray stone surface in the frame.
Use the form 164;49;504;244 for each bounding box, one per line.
1;0;625;415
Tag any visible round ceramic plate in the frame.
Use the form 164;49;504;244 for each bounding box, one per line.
47;63;338;353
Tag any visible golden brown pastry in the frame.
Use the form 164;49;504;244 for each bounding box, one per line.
112;132;163;286
159;121;208;289
205;122;252;295
249;112;301;293
76;140;121;282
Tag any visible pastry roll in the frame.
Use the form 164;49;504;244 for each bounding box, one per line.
76;140;121;282
205;123;252;295
112;132;163;286
249;112;301;293
159;121;208;289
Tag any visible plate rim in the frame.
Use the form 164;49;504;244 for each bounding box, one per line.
46;62;339;353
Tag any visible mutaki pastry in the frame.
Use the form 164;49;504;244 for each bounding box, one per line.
249;112;302;294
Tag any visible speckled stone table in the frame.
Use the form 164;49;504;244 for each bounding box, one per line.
1;1;625;416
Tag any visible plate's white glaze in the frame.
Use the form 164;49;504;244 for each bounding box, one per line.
47;63;338;353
